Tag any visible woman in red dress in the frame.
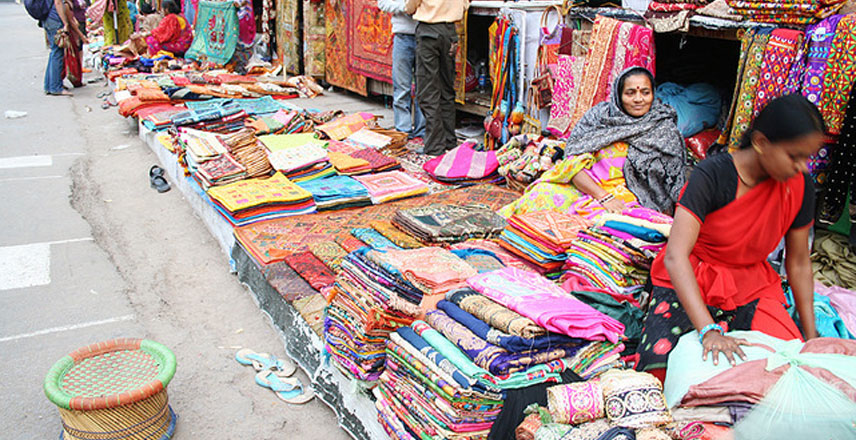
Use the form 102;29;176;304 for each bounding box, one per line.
636;94;824;381
144;0;193;56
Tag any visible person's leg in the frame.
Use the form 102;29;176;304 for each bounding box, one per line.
415;24;444;156
391;34;413;135
400;33;425;139
116;0;133;43
43;19;66;94
437;23;457;151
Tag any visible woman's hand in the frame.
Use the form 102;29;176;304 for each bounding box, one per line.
602;197;626;214
702;332;749;366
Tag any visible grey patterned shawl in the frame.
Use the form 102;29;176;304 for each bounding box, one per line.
563;69;687;214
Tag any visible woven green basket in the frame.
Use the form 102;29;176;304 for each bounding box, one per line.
44;338;177;440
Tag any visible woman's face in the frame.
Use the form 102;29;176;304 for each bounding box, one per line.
759;131;824;181
621;74;654;118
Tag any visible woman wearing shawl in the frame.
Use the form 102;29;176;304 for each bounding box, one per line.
636;94;822;382
143;0;192;56
499;67;687;218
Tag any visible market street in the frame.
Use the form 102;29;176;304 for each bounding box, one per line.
0;3;367;438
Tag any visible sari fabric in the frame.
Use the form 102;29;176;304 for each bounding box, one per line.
753;29;805;115
468;267;625;343
446;288;548;339
727;29;772;150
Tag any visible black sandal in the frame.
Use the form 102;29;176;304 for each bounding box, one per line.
149;165;165;179
150;173;171;193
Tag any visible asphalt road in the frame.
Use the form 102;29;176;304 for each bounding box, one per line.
0;4;389;438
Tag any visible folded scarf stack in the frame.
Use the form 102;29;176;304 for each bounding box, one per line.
393;203;507;245
353;171;428;204
297;176;371;211
205;172;315;226
498;210;592;278
324;247;475;382
561;212;671;297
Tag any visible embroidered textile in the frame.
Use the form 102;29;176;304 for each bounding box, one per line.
353;171;428;204
206;172;312;212
369;221;424;249
185;0;239;65
307;240;349;272
819;13;856;135
802;15;845;105
393;203;507;244
727;29;772;150
753;29;805;115
547;380;605;425
325;0;368;95
351;228;403;251
601;369;672;429
347;0;393;82
284;251;336;291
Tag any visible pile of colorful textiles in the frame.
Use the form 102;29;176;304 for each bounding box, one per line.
422;142;503;186
352;171;428;204
259;133;335;182
297;176;371;211
178;127;229;167
171;102;250;134
393;204;507;245
193;152;247;189
498;211;592;277
324;247;476;382
205;172;315;226
726;0;845;24
245;108;312;135
561;211;671;297
221;128;274;178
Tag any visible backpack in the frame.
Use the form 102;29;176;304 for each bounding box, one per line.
24;0;52;21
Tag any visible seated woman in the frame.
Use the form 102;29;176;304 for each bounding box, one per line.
136;0;165;34
499;67;687;218
636;94;822;382
143;0;192;56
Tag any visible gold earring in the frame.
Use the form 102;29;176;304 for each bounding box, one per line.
752;143;764;155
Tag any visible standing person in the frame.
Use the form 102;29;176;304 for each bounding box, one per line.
62;0;88;88
43;0;72;96
635;94;823;382
405;0;468;156
377;0;425;142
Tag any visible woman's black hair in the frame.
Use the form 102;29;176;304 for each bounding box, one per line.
139;0;155;14
739;94;826;149
162;0;180;15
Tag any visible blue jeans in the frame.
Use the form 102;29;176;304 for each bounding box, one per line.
392;33;425;138
43;18;65;94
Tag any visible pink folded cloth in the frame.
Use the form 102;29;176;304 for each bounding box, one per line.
468;267;625;343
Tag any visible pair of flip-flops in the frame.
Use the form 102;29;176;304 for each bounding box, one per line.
149;165;171;193
235;349;314;404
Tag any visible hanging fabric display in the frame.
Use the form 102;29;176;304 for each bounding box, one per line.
185;0;239;65
484;16;522;150
752;29;805;115
726;28;772;150
819;13;856;135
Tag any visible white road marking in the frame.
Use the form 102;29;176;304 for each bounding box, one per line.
0;175;63;183
0;238;93;290
0;155;53;169
0;315;136;343
0;243;51;290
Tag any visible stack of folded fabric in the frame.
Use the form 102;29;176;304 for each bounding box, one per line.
374;325;505;440
221;128;274;179
393;203;507;245
349;148;402;173
178;127;229;171
205;172;315;226
173;103;250;134
344;128;392;150
325;247;477;382
193;153;247;189
297;176;371;211
498;210;592;278
326;140;373;175
726;0;845;24
561;211;671;297
260;134;335;183
353;171;428;204
423;142;503;186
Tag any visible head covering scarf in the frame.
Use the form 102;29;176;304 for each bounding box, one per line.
564;67;687;214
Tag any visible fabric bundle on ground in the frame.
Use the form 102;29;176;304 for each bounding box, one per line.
297;176;371;211
393;204;507;245
205;172;315;226
352;171;428;204
498;211;592;276
423;142;502;186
